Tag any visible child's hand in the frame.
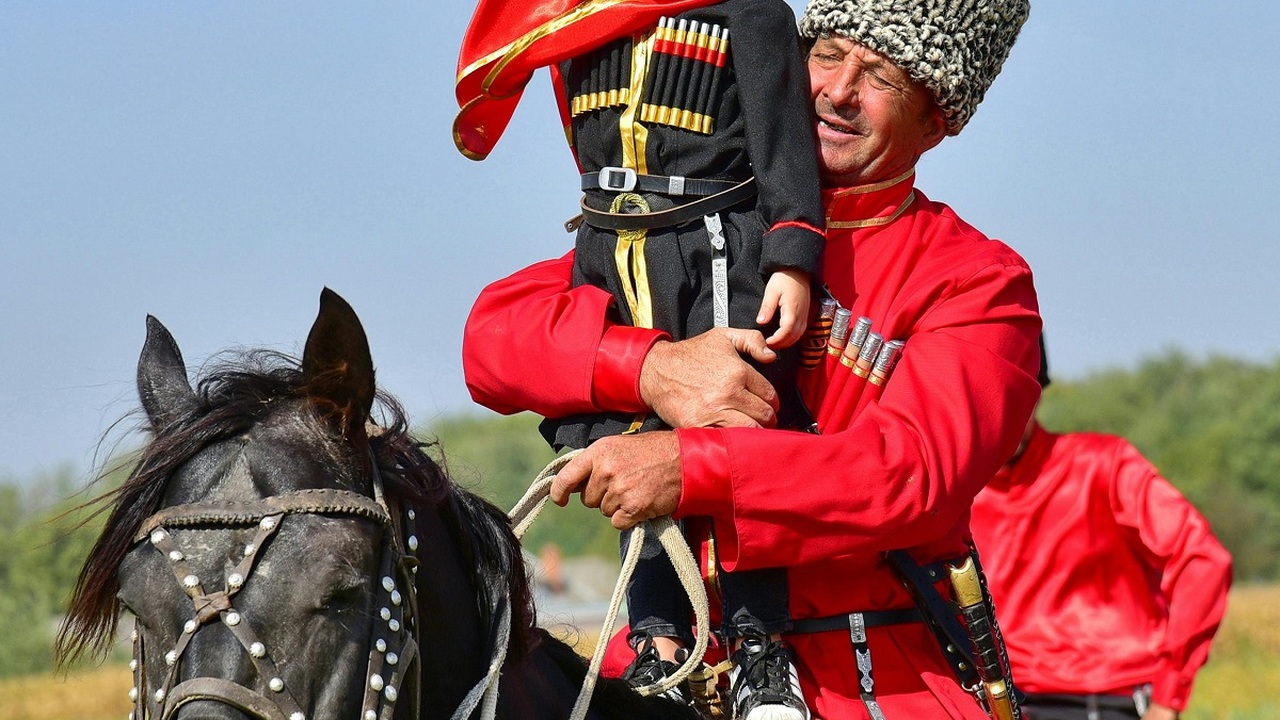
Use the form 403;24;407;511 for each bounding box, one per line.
757;268;811;349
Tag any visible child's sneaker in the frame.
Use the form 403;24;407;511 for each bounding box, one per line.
620;629;692;704
728;612;810;720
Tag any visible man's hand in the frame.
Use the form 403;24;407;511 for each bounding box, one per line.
638;328;780;429
1142;703;1178;720
550;432;682;530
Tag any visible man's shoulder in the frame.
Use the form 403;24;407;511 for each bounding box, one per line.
1052;430;1140;464
910;191;1033;279
1057;429;1131;446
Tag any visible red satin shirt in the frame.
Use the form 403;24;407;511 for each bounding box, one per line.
464;171;1042;718
970;424;1232;711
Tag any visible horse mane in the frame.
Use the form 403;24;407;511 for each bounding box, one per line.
57;349;537;667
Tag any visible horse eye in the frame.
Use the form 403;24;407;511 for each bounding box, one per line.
318;578;368;613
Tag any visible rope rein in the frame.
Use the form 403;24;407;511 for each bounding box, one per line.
505;450;713;720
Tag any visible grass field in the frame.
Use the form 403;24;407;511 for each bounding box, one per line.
6;584;1278;720
1182;584;1280;720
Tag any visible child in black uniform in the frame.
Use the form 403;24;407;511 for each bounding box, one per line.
456;3;824;718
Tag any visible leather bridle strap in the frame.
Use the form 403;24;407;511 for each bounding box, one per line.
130;470;423;720
164;677;292;720
138;490;389;720
148;514;307;720
360;522;419;720
135;489;390;542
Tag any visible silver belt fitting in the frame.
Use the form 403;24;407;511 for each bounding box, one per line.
598;166;638;192
705;213;728;328
597;166;688;195
849;612;888;720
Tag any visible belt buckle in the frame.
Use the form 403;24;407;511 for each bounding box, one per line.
598;166;637;192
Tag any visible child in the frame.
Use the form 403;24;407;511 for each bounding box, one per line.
456;3;824;718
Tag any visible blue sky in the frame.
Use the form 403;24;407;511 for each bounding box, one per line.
3;1;1278;483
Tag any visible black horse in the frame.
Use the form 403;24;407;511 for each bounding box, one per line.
57;289;699;720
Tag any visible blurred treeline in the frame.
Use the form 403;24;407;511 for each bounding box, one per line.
2;349;1276;679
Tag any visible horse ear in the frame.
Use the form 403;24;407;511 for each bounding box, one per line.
302;288;376;439
138;315;198;429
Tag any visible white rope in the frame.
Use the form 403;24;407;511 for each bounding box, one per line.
507;450;713;720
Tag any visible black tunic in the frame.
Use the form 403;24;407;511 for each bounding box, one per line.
543;0;825;450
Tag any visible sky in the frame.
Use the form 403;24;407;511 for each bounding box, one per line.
3;1;1278;484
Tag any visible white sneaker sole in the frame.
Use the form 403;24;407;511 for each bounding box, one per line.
743;707;807;720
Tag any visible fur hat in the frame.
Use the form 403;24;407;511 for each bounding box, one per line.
799;0;1030;135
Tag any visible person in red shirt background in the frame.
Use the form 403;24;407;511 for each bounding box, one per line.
970;340;1232;720
463;0;1040;717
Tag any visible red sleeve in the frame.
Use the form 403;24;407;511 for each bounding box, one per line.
675;259;1042;571
462;252;668;416
1110;445;1233;711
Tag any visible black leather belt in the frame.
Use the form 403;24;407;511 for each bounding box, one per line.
1022;693;1141;712
788;607;924;635
581;168;742;196
789;607;924;719
578;177;756;231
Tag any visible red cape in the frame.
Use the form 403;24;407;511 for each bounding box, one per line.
454;0;718;159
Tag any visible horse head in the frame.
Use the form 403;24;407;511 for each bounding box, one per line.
59;289;702;720
60;289;507;720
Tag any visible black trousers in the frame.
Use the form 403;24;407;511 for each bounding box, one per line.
1022;693;1144;720
624;522;790;644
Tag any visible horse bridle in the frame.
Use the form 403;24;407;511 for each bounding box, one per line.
126;480;422;720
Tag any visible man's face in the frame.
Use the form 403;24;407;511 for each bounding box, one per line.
807;36;946;187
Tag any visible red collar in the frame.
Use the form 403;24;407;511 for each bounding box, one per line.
822;169;917;229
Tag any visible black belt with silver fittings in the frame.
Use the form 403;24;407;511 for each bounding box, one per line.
787;607;924;635
786;607;924;720
574;174;757;231
582;167;743;197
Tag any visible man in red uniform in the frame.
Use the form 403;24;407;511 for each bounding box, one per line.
970;347;1232;720
463;0;1039;717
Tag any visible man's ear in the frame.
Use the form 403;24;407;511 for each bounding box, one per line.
921;107;948;153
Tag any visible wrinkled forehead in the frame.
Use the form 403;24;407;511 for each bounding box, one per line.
807;34;910;77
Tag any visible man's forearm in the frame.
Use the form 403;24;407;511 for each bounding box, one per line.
462;253;661;416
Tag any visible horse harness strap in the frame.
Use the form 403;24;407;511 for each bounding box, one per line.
129;479;423;720
141;516;306;720
164;678;294;720
133;488;390;542
362;506;421;720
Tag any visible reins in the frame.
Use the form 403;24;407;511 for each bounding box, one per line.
501;450;713;720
